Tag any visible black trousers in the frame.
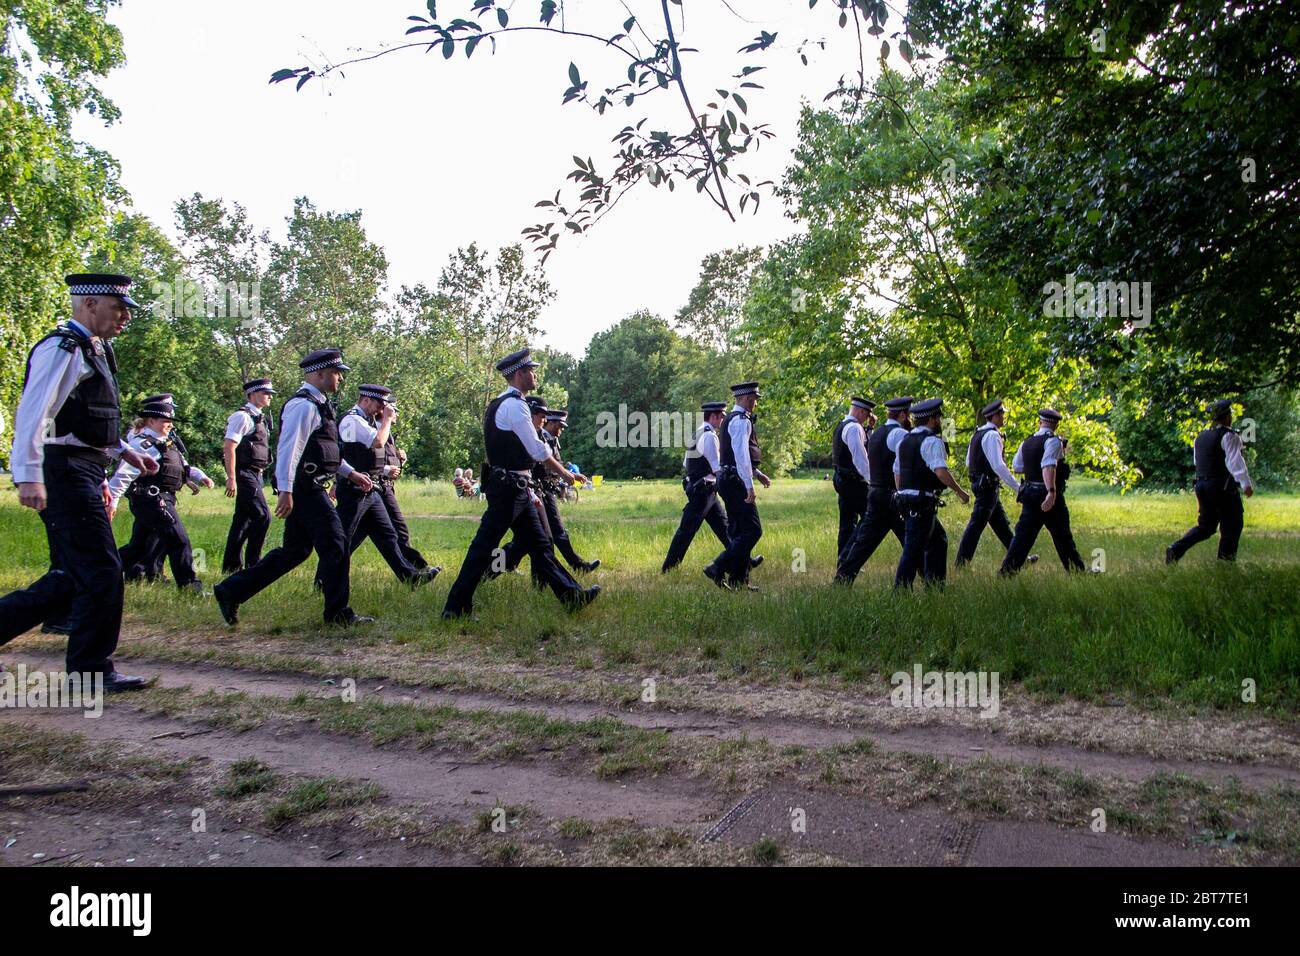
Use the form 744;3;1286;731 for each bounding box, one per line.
663;478;730;571
1169;480;1244;561
376;480;427;569
833;473;870;558
836;487;906;582
119;491;197;587
502;489;587;579
955;477;1014;565
224;468;270;572
443;472;582;616
1000;487;1085;575
0;451;123;673
322;482;421;584
219;481;353;623
895;495;948;589
710;474;762;584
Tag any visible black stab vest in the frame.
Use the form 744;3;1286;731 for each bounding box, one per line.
234;409;271;471
135;434;186;493
383;435;401;474
24;327;121;448
832;418;866;484
968;426;998;481
282;389;341;483
684;424;715;481
867;421;903;489
1020;433;1051;483
341;408;386;476
719;409;761;468
897;430;946;493
483;392;534;471
1195;426;1232;485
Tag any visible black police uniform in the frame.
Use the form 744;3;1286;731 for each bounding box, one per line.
216;388;357;623
501;426;593;580
709;408;763;585
223;405;272;573
662;421;730;572
117;431;200;587
0;324;126;674
1000;433;1085;574
373;435;428;569
442;389;586;617
1168;424;1246;561
894;427;950;589
835;419;907;583
954;424;1016;565
831;416;871;557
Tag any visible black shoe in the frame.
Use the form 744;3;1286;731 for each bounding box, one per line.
702;565;732;590
565;585;601;611
181;580;205;596
330;614;376;627
407;566;442;588
441;607;478;621
749;555;764;569
213;585;239;626
1027;553;1040;564
103;672;152;694
1165;546;1177;565
41;621;71;635
575;559;601;573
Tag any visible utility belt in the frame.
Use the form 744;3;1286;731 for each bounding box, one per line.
486;465;534;493
1016;480;1049;502
128;483;178;500
684;473;718;496
896;489;943;508
970;474;1002;493
833;466;868;488
44;444;111;469
296;460;337;489
1195;476;1237;493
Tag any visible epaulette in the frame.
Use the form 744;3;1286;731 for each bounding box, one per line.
139;437;154;449
56;335;79;353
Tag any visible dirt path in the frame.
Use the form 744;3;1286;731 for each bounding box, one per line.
10;650;1295;794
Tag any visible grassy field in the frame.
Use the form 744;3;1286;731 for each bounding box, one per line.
2;476;1298;711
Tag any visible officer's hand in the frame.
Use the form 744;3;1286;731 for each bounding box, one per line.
1041;491;1057;512
225;477;237;498
17;482;48;511
201;476;215;490
349;472;374;493
275;491;294;518
1244;485;1255;498
572;472;588;485
381;404;397;422
123;448;159;475
745;488;757;504
957;489;970;506
107;501;117;521
756;471;771;489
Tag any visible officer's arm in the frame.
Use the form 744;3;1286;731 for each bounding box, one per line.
10;339;83;487
222;411;248;480
1011;442;1025;475
1041;436;1062;495
893;445;903;491
848;421;871;482
730;415;753;490
928;439;968;500
504;399;554;463
985;430;1021;493
700;430;721;473
274;399;312;493
1222;432;1253;492
107;435;153;504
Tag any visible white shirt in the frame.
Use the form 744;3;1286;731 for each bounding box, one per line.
1195;431;1252;490
9;319;131;484
696;425;721;473
224;403;262;444
274;382;355;491
967;423;1021;494
1012;427;1063;475
839;416;870;483
492;388;552;464
883;419;909;455
894;426;949;494
107;426;210;503
728;406;756;491
339;406;400;477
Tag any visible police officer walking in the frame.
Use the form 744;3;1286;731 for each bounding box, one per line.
441;349;600;619
108;393;214;591
835;396;912;585
1000;409;1086;575
0;274;156;691
539;408;599;573
893;398;970;589
955;399;1036;568
324;384;439;588
373;410;429;571
832;396;875;557
1166;400;1254;564
663;401;731;572
222;378;275;573
214;349;376;627
704;381;770;591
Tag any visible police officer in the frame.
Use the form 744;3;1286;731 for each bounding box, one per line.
1166;400;1254;564
955;399;1036;567
835;396;912;584
0;273;156;691
222;378;275;573
1000;408;1086;575
540;407;599;573
893;398;970;589
663;401;731;572
441;349;600;619
321;384;439;589
213;349;376;626
373;411;429;571
108;394;214;591
832;396;875;557
704;381;770;591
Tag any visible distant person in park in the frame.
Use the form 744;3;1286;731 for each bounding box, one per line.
955;399;1037;568
835;396;913;585
315;383;438;589
453;467;467;496
0;273;157;692
214;348;376;627
704;381;771;591
1166;399;1254;564
107;393;215;591
441;348;599;619
893;398;970;589
465;467;480;496
831;395;875;557
1000;409;1086;575
222;378;275;573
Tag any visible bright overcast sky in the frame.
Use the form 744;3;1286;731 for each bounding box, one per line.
74;0;872;356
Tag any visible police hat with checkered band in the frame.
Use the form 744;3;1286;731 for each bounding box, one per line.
299;348;350;374
65;273;141;309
